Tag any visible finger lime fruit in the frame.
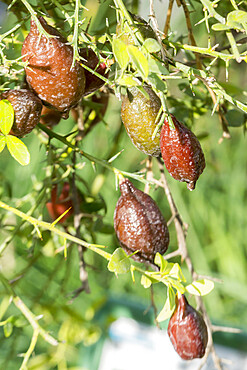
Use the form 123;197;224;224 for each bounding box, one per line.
168;294;208;360
79;48;108;96
160;115;205;190
121;86;161;156
114;178;169;264
46;182;73;223
116;13;157;45
22;17;85;118
0;89;42;137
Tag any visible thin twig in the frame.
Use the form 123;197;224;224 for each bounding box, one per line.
163;0;174;38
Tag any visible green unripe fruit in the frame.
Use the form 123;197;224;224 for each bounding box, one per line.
121;86;161;157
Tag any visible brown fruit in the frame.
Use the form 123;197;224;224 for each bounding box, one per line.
40;106;62;127
160;115;205;190
121;86;161;156
114;178;169;264
79;48;108;96
0;89;42;137
168;294;208;360
22;17;85;117
46;182;73;223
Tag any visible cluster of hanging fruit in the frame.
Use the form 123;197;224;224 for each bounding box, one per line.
114;14;208;361
0;16;108;136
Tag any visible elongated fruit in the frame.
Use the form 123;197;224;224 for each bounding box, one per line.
114;178;169;263
22;17;85;117
46;183;73;223
160;115;205;190
0;89;42;137
121;86;161;156
168;294;208;360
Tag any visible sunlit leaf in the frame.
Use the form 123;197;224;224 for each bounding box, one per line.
127;45;149;78
0;136;6;153
143;38;161;53
0;100;14;135
141;274;152;288
147;55;168;75
169;263;186;282
107;248;130;274
112;38;129;70
157;287;176;322
186;279;214;296
117;74;141;87
4;322;13;338
154;252;168;272
6;135;30;166
212;23;231;31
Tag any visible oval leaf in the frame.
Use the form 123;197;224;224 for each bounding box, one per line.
143;38;161;53
157;287;175;322
6;135;30;166
141;274;152;288
117;74;141;87
112;38;129;71
127;45;149;78
107;248;130;274
0;136;6;153
186;279;214;296
0;100;14;135
212;23;231;31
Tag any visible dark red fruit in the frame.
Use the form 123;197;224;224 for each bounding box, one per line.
40;105;62;127
160;115;205;190
0;89;42;137
168;294;208;360
114;178;169;263
22;17;85;117
79;48;108;96
46;183;73;223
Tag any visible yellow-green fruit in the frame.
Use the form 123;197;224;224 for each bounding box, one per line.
121;86;161;157
116;14;157;46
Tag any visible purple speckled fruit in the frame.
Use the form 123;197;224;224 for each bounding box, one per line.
22;17;85;118
160;115;205;190
0;89;42;137
114;178;169;263
168;295;208;360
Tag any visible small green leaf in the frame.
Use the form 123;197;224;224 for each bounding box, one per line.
147;55;168;75
157;287;175;322
212;23;231;31
6;135;30;166
117;74;141;87
186;279;214;296
166;277;185;294
169;263;186;282
4;321;13;338
107;248;131;274
0;100;14;135
227;10;247;29
0;136;6;153
143;38;161;53
154;252;168;272
141;274;152;288
112;38;129;70
148;73;167;92
127;45;149;78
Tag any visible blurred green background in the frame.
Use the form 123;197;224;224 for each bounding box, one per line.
0;0;247;368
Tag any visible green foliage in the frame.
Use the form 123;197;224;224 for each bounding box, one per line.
0;0;247;368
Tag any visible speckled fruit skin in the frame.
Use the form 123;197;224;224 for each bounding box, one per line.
121;86;161;156
114;179;169;263
0;89;42;137
46;183;73;223
79;48;108;96
22;17;85;118
168;295;208;360
160;115;205;190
